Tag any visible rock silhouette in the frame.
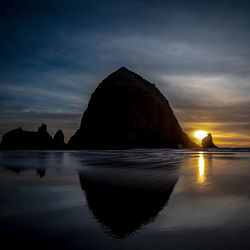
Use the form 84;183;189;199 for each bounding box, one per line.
202;133;217;148
53;130;66;149
0;125;69;149
37;124;53;148
69;67;199;149
0;124;53;149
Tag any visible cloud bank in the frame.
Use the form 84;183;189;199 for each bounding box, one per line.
1;0;250;146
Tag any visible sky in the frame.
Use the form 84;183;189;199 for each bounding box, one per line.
1;0;250;147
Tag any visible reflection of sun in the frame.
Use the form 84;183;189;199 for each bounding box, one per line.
194;130;207;140
197;152;206;183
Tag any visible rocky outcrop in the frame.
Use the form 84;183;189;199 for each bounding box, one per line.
0;124;54;149
202;133;217;148
36;124;53;148
69;67;199;149
53;130;66;149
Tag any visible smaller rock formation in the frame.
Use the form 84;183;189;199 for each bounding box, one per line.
53;130;66;149
0;124;53;149
37;124;53;148
202;133;217;148
0;125;67;150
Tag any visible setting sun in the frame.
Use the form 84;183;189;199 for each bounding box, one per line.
194;130;207;140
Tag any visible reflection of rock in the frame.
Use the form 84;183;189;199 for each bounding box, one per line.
36;168;46;178
4;167;46;178
5;167;21;174
0;125;67;149
79;170;178;238
202;133;217;148
69;67;199;149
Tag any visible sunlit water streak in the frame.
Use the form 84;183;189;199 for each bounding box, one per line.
197;152;206;184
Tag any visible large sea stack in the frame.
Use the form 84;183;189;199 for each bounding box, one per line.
69;67;198;149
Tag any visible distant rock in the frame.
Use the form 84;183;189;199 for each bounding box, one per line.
69;67;199;149
202;133;217;148
37;124;53;148
0;124;53;149
53;130;66;149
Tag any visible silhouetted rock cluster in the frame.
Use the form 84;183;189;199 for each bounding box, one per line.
69;67;199;149
1;67;201;150
0;124;66;149
202;133;217;148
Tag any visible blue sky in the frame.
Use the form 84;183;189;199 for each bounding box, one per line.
1;0;250;146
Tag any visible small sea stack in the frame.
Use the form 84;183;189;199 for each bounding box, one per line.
202;133;217;148
53;129;66;149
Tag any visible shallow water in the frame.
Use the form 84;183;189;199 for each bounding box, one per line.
1;149;250;250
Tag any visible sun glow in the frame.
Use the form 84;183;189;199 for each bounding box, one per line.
194;130;207;140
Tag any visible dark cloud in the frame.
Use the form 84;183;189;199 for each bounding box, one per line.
175;102;250;124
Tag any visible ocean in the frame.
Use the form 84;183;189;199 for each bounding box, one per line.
1;149;250;250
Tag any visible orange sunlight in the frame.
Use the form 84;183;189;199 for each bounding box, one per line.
180;121;250;147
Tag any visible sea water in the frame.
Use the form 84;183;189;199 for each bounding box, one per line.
0;149;250;250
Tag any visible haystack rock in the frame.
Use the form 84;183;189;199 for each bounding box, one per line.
202;133;217;148
69;67;199;149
